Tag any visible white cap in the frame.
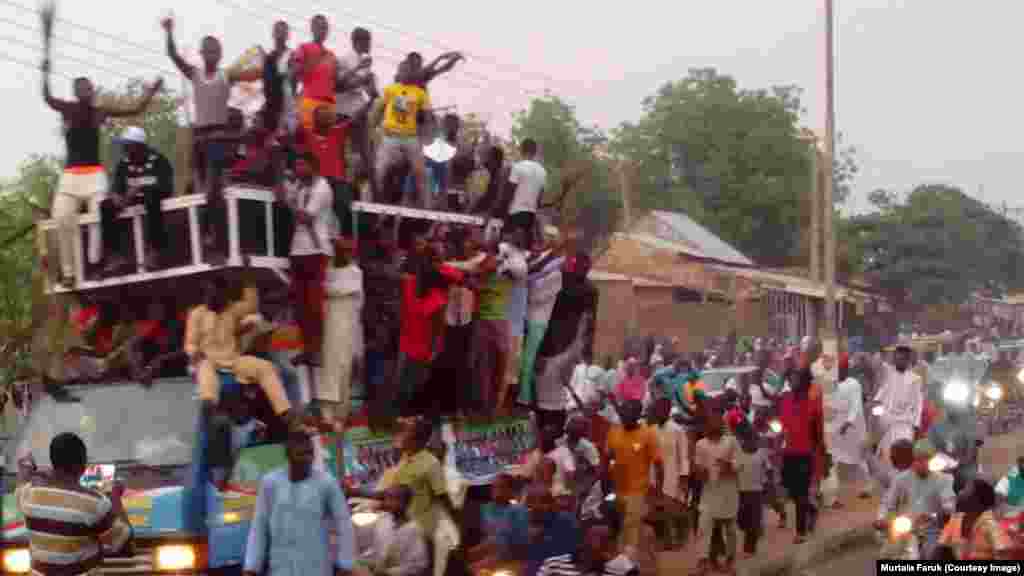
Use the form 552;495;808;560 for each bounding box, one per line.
119;126;146;145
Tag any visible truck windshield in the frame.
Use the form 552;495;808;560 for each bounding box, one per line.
6;377;197;471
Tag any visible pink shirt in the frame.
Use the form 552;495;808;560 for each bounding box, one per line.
616;375;646;403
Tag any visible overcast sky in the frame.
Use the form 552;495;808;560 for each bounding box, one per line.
1;0;1022;216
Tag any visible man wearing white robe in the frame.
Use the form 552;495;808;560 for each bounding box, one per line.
872;345;923;483
829;353;870;500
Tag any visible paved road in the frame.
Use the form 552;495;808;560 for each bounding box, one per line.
802;541;877;576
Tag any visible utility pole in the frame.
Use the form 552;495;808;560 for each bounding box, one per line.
822;0;838;355
808;137;820;284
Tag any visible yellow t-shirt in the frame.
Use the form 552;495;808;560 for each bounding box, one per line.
382;83;431;137
606;424;661;497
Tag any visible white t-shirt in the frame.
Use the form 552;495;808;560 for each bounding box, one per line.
288;177;335;257
507;159;547;215
335;50;371;117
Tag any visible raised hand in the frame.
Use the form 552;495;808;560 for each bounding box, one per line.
40;1;56;41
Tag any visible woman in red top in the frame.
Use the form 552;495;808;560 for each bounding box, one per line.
778;367;823;544
394;238;464;417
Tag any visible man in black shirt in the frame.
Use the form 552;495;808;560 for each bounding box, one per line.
100;127;173;274
534;250;598;433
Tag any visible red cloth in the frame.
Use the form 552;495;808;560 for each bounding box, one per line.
725;408;744;431
293;43;336;102
399;266;464;362
73;306;98;332
778;391;822;455
615;375;646;403
310;123;350;180
135;320;169;350
291;254;328;355
838;352;849;371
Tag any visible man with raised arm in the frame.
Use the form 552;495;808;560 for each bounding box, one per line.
162;16;261;265
335;27;377;198
371;56;431;206
291;14;337;140
41;2;162;288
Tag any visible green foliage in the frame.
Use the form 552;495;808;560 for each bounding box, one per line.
611;68;819;266
0;83;179;384
844;184;1024;307
511;95;620;250
97;81;180;171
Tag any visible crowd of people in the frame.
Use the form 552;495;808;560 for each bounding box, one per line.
25;2;1024;575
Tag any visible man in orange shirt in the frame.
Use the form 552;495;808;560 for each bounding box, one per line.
292;14;336;138
605;400;663;552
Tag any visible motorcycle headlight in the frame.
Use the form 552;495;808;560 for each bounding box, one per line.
1;548;30;574
986;385;1003;402
872;405;885;417
351;512;379;527
891;515;913;536
153;544;197;572
768;420;782;434
943;380;970;405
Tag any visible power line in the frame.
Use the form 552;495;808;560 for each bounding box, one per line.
0;16;175;77
0;0;166;59
0;49;71;80
0;33;141;82
276;0;563;90
216;0;543;99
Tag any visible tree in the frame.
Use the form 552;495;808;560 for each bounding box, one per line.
844;184;1024;309
511;95;620;251
97;81;180;170
0;84;180;384
612;68;819;266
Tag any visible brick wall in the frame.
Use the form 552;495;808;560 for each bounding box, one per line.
593;279;773;361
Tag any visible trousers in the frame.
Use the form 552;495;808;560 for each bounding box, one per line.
196;356;291;415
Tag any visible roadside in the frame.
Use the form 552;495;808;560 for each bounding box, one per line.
654;431;1024;576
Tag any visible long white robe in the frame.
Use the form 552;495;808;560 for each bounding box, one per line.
321;264;363;422
827;377;867;466
873;364;923;475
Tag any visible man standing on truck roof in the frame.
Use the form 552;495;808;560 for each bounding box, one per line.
17;432;133;576
41;2;163;288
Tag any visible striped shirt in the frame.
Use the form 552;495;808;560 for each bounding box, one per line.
537;553;639;576
16;482;132;575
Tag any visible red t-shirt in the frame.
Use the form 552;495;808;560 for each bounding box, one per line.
778;391;822;455
398;266;464;362
294;43;336;103
135;320;170;350
311;123;349;180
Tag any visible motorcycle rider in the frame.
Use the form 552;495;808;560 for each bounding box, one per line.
875;439;955;559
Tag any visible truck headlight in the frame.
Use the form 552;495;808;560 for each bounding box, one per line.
154;544;197;572
986;385;1003;401
1;548;30;574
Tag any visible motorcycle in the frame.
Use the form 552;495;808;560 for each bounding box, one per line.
877;513;940;560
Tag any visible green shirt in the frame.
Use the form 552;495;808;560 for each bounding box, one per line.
477;274;511;321
384;450;447;534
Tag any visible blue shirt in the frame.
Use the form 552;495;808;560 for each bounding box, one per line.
244;468;355;576
525;512;581;576
480;503;529;557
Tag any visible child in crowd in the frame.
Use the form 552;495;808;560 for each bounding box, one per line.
358;486;430;576
734;419;767;558
693;406;739;575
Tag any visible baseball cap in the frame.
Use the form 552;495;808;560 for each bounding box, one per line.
117;126;146;145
